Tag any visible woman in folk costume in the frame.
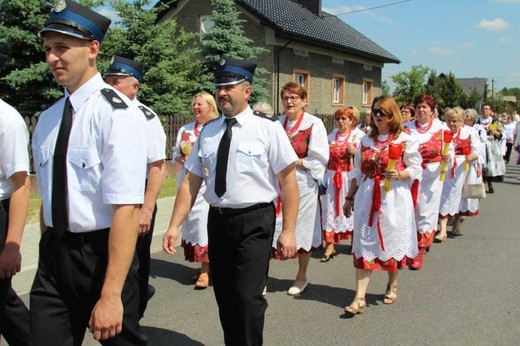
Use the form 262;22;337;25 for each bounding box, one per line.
171;91;218;288
437;108;482;240
272;82;329;296
455;108;487;230
403;94;451;270
320;107;365;262
478;103;505;193
343;96;421;315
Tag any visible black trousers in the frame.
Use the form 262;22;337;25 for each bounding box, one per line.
30;228;147;346
0;198;30;346
208;203;275;346
135;204;157;318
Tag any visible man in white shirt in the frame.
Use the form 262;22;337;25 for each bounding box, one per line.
30;1;147;344
105;56;166;319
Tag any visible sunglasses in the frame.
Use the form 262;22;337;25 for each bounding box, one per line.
372;108;390;117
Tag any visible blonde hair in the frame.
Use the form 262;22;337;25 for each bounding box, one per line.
192;91;218;119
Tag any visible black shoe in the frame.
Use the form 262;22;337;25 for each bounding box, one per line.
147;284;156;301
488;188;494;194
320;250;336;262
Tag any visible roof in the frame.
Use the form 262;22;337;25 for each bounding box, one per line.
456;78;487;96
156;0;400;64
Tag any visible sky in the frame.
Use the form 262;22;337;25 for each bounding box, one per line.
101;0;520;90
322;0;520;90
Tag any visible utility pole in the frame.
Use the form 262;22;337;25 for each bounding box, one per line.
491;78;494;103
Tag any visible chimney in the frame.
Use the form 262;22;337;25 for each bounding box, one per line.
293;0;321;16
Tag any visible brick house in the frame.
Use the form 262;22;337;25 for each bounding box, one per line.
157;0;400;114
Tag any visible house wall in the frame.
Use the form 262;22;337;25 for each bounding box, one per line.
163;0;384;115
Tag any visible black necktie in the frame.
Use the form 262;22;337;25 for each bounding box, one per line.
52;97;73;236
215;117;237;197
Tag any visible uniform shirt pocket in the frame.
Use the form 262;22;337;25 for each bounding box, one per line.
36;146;51;194
68;147;102;192
236;142;265;173
199;145;218;178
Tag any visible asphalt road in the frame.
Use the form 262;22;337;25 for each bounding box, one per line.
9;163;520;345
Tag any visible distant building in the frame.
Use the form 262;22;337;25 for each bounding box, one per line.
456;77;487;107
157;0;400;114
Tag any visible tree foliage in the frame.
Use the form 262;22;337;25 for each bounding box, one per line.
391;65;430;104
0;0;207;118
426;71;467;111
200;0;269;103
0;0;59;115
102;0;206;117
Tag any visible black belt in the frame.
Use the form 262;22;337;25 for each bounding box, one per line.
48;227;110;246
210;202;273;215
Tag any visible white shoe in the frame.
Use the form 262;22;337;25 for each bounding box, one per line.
287;281;308;296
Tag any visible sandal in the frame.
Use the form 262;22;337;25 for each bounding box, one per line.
383;285;397;304
195;272;209;289
344;297;366;315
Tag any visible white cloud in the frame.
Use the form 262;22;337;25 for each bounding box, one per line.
323;6;391;24
460;42;475;49
429;47;457;56
476;18;510;31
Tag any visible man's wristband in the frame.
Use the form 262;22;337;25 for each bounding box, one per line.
345;196;354;202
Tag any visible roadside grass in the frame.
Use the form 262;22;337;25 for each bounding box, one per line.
27;173;178;225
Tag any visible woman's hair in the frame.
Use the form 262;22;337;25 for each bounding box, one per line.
399;104;415;118
252;101;274;115
280;82;307;100
192;91;218;119
334;106;360;126
443;107;464;121
370;96;402;138
463;108;479;124
414;94;436;111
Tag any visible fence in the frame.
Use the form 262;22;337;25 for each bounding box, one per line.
24;112;337;167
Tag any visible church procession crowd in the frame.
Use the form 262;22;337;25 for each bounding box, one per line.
0;1;517;345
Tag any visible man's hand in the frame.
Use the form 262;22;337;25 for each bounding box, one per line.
0;243;21;279
88;293;123;340
276;230;296;260
139;207;153;234
162;226;180;255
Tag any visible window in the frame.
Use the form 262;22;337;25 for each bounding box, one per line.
293;69;310;97
332;74;345;105
362;79;373;106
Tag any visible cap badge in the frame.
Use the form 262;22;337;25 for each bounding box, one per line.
219;58;226;66
54;0;67;13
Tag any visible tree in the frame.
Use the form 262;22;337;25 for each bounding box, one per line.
381;80;391;96
391;65;430;104
102;0;207;117
0;0;58;116
200;0;268;103
426;72;467;111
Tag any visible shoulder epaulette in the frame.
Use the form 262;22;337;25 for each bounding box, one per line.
138;105;156;119
253;110;278;121
100;88;128;109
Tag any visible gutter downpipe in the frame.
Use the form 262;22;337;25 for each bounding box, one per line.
275;40;292;114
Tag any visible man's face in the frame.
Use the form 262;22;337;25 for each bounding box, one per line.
105;75;138;100
43;32;97;93
481;105;492;118
215;82;251;117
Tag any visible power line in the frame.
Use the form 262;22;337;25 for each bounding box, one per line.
333;0;412;16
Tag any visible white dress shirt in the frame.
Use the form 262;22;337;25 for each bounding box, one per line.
32;73;147;232
0;99;30;201
185;106;297;208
